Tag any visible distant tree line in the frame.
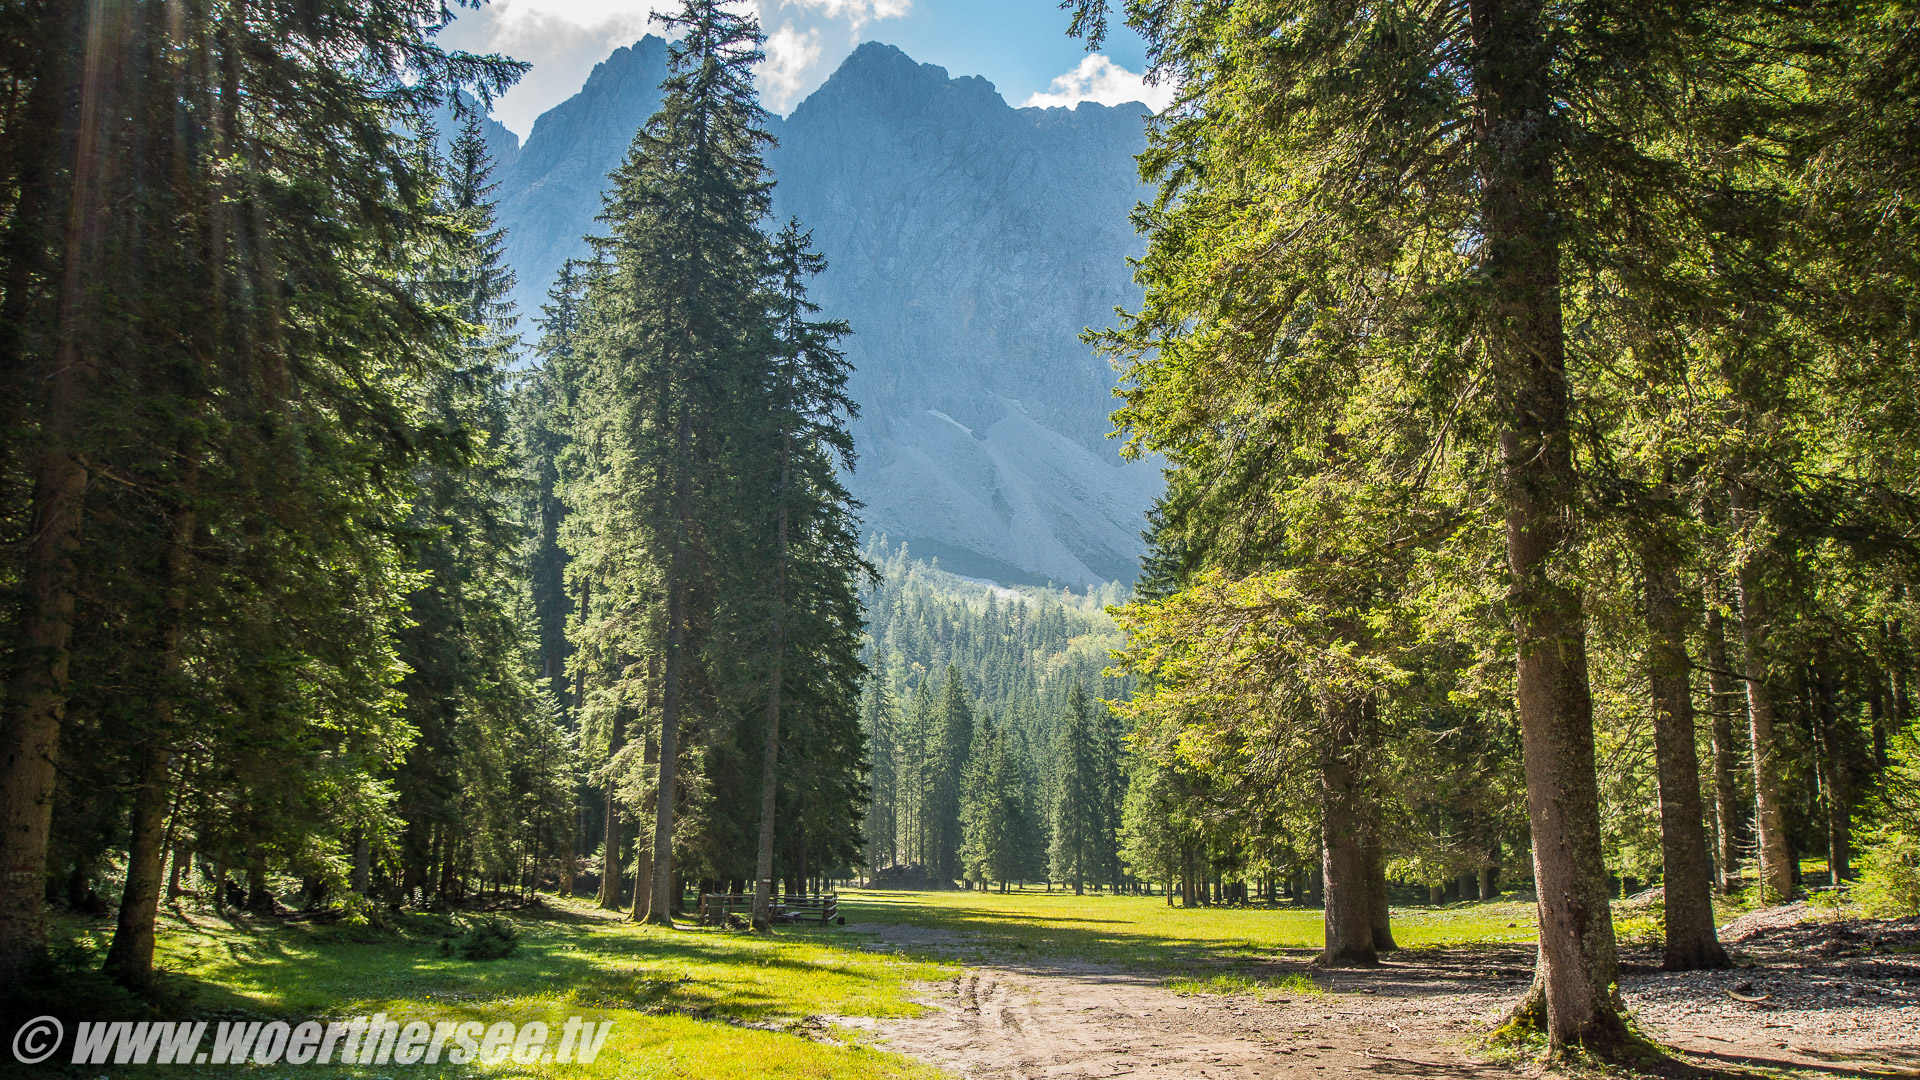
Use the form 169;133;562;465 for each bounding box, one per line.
858;546;1133;893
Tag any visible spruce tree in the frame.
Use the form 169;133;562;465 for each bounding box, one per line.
572;0;774;923
2;1;519;989
927;669;975;884
749;220;862;926
391;114;555;910
1051;683;1104;894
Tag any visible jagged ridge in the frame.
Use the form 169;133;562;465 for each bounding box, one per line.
492;39;1162;586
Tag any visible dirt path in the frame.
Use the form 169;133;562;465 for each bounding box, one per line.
836;961;1507;1080
834;918;1920;1079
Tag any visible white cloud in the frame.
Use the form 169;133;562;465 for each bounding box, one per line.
444;0;910;136
749;0;908;109
760;22;824;111
441;0;679;138
1020;55;1172;113
782;0;909;29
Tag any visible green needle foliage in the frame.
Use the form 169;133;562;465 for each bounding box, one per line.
1067;0;1920;1057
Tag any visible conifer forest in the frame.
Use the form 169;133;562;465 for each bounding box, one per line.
3;0;1920;1073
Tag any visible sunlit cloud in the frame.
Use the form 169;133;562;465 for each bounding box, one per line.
441;0;679;138
1020;55;1171;113
443;0;912;136
761;22;825;111
782;0;910;30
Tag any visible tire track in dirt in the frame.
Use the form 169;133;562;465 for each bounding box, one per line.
836;954;1510;1079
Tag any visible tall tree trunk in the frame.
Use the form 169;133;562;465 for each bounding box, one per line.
105;480;197;988
645;516;690;925
0;0;117;993
1729;483;1794;903
1811;667;1852;882
1474;0;1622;1048
245;846;270;913
1319;696;1376;966
752;442;791;930
1640;545;1729;971
598;707;625;910
1703;601;1744;894
632;696;658;921
104;742;171;986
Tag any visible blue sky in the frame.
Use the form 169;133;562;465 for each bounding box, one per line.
441;0;1166;139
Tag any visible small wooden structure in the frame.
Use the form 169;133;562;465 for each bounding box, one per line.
698;891;839;926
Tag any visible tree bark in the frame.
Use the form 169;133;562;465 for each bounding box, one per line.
1729;482;1795;903
598;707;625;910
1703;600;1744;894
1366;827;1397;952
1319;696;1376;966
632;700;658;921
0;0;115;993
1811;666;1852;882
104;742;171;986
1473;0;1624;1048
752;440;792;930
245;846;270;913
1639;545;1729;971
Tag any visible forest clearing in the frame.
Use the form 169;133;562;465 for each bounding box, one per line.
7;0;1920;1074
31;885;1915;1079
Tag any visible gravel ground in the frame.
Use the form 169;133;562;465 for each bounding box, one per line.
1622;904;1920;1075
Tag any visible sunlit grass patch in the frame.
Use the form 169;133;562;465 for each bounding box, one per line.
150;896;949;1024
839;888;1541;966
1166;970;1324;997
73;895;954;1080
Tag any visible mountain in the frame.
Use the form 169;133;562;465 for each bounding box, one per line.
497;37;668;324
492;39;1162;586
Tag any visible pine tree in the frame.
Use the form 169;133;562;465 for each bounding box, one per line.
5;3;521;990
1051;683;1104;894
570;0;776;922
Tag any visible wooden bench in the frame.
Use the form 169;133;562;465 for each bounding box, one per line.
775;894;839;925
697;892;839;926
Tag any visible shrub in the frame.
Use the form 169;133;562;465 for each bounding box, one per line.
443;917;520;961
1856;829;1920;916
1855;730;1920;917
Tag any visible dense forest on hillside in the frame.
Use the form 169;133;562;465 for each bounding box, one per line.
858;542;1134;890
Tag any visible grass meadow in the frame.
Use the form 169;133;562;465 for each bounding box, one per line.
45;886;1727;1078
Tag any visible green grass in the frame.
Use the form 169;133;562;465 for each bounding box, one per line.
838;887;1540;968
49;886;1608;1078
1166;970;1324;997
54;897;951;1080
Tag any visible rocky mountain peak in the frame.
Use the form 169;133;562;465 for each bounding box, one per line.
491;41;1161;585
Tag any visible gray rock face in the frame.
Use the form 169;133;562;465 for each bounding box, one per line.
497;37;668;321
493;38;1161;586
